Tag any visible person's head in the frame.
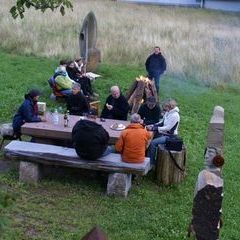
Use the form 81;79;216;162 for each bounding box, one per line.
27;89;41;102
58;65;67;73
72;83;81;95
130;113;142;124
146;96;157;110
204;147;224;170
59;59;68;66
154;46;161;55
67;61;75;69
75;58;83;65
110;86;120;99
162;99;177;112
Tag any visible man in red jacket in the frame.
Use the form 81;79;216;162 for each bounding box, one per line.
115;113;152;163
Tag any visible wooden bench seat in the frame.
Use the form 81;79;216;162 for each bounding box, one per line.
4;141;151;197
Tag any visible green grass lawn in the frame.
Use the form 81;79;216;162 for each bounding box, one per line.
0;51;240;239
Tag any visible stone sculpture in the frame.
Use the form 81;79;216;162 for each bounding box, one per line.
79;11;101;72
188;106;224;240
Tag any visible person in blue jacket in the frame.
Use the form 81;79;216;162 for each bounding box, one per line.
145;46;166;93
12;89;45;136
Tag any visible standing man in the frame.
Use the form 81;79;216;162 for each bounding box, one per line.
145;46;166;93
100;86;129;120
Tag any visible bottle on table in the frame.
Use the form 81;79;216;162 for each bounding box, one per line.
53;109;59;125
64;110;70;127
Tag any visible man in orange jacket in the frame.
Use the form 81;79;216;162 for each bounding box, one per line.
115;113;152;163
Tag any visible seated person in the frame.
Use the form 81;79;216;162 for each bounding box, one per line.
66;60;96;98
66;60;81;82
66;83;90;116
12;89;45;137
74;58;85;73
54;65;74;96
72;119;111;160
138;96;161;125
101;86;129;120
147;99;180;165
115;113;152;163
55;59;69;76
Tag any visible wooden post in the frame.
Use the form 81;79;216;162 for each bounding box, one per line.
128;79;145;114
156;146;186;186
126;76;159;114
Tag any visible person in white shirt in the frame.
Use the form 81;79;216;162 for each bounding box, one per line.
147;98;180;165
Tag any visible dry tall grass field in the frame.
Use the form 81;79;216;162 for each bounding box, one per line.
0;0;240;86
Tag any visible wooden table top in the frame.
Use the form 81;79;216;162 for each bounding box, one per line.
21;114;130;144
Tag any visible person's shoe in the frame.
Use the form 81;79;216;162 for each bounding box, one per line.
50;93;56;101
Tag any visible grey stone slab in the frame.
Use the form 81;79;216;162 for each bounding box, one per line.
107;173;132;197
4;141;151;175
19;161;42;184
207;106;224;149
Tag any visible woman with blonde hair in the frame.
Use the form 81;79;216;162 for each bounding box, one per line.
147;98;180;165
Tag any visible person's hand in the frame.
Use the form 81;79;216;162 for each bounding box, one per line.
40;116;47;122
146;124;153;131
187;223;195;238
106;103;113;110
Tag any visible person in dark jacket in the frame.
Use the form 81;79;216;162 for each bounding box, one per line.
12;89;45;136
66;61;96;98
138;96;161;125
145;46;166;93
66;83;90;116
100;86;129;120
72;119;110;160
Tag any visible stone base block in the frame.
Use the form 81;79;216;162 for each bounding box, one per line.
107;173;132;197
19;161;42;184
0;123;14;136
87;48;101;72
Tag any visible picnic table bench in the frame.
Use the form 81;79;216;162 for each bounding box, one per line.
4;141;151;197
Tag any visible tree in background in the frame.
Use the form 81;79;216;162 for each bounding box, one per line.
10;0;73;19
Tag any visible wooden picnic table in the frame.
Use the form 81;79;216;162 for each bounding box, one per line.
21;114;130;145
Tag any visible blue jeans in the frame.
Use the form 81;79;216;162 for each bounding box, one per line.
147;135;169;165
148;71;161;93
102;145;114;157
60;89;72;96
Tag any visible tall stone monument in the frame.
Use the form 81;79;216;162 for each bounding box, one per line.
79;11;101;72
188;106;225;240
